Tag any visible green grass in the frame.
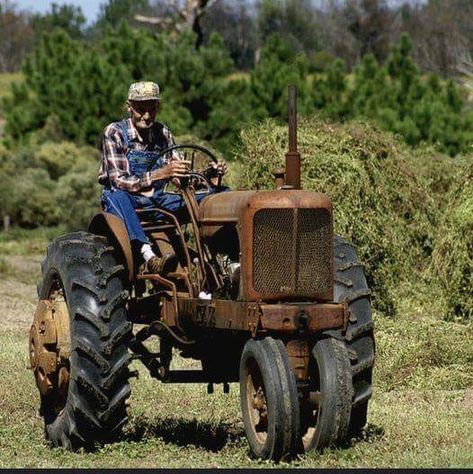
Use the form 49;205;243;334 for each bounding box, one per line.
0;226;66;256
0;328;472;468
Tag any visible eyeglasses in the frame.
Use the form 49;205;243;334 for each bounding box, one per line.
130;102;159;116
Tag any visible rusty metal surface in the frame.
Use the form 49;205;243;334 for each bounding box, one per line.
285;85;301;190
198;190;256;239
29;295;71;398
175;298;260;335
149;207;194;283
240;190;333;302
273;168;286;189
286;339;310;381
163;297;343;335
252;208;332;296
89;211;134;281
259;303;344;333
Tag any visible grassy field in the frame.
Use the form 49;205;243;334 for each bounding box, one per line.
0;229;472;468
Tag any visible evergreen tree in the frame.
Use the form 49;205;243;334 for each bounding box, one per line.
310;33;473;155
257;0;320;57
4;29;130;146
250;34;310;120
96;0;149;30
312;58;349;120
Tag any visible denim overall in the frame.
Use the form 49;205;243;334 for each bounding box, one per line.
101;120;218;246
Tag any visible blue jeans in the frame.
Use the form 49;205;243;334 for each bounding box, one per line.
101;188;222;245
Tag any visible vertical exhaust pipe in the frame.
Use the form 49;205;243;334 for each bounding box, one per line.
285;85;301;189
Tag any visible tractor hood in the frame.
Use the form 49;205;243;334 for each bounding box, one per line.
199;189;332;233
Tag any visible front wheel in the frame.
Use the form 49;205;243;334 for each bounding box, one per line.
30;232;132;449
240;337;300;462
299;337;354;451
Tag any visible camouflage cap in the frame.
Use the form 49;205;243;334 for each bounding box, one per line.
127;81;161;101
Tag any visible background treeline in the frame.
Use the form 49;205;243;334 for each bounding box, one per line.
1;0;473;156
2;0;473;77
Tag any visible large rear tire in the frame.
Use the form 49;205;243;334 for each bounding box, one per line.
240;337;300;462
33;232;132;450
333;236;375;438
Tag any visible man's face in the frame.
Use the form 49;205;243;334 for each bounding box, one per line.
128;100;159;129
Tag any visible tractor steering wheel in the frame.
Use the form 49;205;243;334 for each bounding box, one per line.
146;144;222;191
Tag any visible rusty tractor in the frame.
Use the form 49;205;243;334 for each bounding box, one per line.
29;86;375;461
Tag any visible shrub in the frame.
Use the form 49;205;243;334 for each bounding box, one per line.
431;160;473;322
33;141;99;180
12;168;58;227
55;165;101;230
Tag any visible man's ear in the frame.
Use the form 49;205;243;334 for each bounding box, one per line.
125;100;132;116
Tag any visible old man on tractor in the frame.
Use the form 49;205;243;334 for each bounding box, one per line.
98;81;227;274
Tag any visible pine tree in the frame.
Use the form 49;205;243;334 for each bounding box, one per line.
312;58;349;120
250;34;310;120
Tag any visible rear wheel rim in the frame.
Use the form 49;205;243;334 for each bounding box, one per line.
30;275;71;418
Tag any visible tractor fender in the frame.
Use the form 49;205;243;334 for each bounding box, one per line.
88;212;134;281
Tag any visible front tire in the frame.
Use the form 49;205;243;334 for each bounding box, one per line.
299;337;354;451
240;337;300;462
34;232;132;449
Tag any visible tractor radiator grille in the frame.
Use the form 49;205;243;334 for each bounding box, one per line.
252;208;332;296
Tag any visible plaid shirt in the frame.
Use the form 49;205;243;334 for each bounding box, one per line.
98;118;179;193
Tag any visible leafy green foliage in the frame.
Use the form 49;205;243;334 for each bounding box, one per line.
431;160;473;321
12;168;58;227
3;25;242;152
0;140;99;229
250;35;311;120
257;0;320;55
55;167;101;230
3;29;130;146
32;139;99;180
95;0;148;30
3;27;472;156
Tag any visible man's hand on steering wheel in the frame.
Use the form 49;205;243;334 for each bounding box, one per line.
150;160;191;181
205;160;228;186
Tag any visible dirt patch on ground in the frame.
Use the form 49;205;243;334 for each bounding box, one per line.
0;255;41;330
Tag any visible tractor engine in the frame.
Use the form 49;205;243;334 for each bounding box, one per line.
199;189;334;303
